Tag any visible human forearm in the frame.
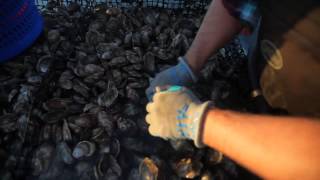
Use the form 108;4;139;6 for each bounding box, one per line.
146;0;243;96
203;109;320;179
185;0;242;73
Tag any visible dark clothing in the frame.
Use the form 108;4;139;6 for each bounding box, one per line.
223;0;260;34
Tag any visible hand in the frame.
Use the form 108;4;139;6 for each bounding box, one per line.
145;57;197;101
146;86;212;147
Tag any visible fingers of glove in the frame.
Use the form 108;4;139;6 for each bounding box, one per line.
155;86;162;93
152;88;183;105
145;114;151;124
146;85;167;102
146;103;154;113
148;125;159;137
145;74;165;100
152;92;163;103
146;78;173;101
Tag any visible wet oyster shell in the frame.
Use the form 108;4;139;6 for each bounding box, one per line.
97;81;119;107
72;141;96;159
139;157;164;180
31;143;55;176
57;141;74;164
172;157;203;179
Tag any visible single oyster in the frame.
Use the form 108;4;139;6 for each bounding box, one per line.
59;70;74;90
205;149;224;165
72;141;96;159
43;98;72;111
62;119;72;142
36;55;53;73
0;114;17;133
98;111;115;135
108;56;127;67
117;117;137;135
31;143;55;176
85;30;105;46
47;29;60;43
57;141;74;164
200;171;215;180
172;157;203;179
143;51;156;74
95;155;122;178
139;157;163;180
73;113;97;128
97;81;118;108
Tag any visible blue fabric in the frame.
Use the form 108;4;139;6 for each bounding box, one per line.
0;0;43;62
146;57;197;101
239;1;260;29
223;0;260;33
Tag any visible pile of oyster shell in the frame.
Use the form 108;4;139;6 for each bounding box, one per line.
0;2;252;180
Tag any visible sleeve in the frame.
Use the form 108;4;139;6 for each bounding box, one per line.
222;0;260;34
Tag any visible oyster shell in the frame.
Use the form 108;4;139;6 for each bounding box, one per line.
97;81;119;108
73;113;97;128
95;155;122;178
139;157;164;180
72;141;96;159
0;114;17;133
47;29;60;43
63;119;72;141
59;70;74;90
31;143;55;176
43;98;72;111
143;52;156;74
98;111;115;135
36;55;53;73
85;30;105;46
205;149;224;165
57;141;74;164
108;56;127;67
172;157;203;179
117;117;137;135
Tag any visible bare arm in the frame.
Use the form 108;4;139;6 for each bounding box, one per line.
185;0;242;73
203;109;320;179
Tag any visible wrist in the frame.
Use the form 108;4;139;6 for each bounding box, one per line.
178;57;198;83
193;101;213;147
185;52;201;74
202;108;227;149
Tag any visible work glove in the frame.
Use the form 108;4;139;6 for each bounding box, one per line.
146;86;212;147
146;57;197;101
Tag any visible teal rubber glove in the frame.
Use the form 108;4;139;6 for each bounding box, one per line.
146;57;197;101
146;86;212;147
